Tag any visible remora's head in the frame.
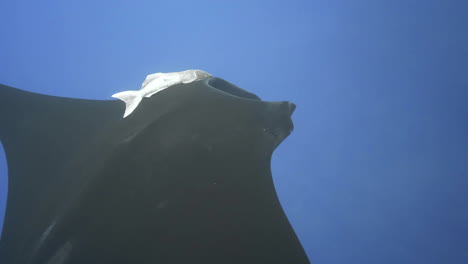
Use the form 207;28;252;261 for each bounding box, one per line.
193;69;212;80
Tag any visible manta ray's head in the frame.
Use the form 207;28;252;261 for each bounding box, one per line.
121;76;296;161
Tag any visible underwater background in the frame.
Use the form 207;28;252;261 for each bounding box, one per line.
0;0;467;263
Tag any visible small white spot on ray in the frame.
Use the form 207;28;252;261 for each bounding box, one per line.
38;221;56;246
46;241;72;264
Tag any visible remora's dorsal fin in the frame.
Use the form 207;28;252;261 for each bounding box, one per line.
0;84;122;262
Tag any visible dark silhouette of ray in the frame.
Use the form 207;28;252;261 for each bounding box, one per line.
0;77;309;264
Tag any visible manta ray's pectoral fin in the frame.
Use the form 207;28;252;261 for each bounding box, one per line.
0;84;123;263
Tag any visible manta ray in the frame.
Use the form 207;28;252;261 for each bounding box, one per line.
0;74;310;264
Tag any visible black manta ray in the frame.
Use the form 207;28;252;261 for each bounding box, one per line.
0;75;310;264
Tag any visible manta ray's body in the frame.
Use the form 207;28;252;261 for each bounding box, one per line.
0;75;309;264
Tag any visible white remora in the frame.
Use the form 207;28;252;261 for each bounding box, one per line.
112;69;212;118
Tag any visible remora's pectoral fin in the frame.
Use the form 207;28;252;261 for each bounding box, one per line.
141;72;163;88
0;84;122;263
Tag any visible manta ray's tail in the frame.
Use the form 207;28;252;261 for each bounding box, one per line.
111;90;143;118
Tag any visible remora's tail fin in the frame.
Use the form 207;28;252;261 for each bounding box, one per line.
111;90;143;118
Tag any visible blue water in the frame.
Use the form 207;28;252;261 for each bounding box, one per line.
1;0;467;263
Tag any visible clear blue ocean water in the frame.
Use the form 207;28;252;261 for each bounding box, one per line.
1;1;467;263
